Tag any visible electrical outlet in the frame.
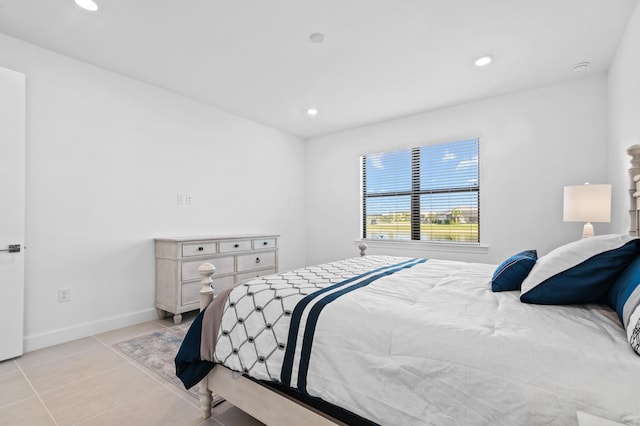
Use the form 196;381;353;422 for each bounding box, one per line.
177;193;185;205
58;288;71;303
185;194;193;205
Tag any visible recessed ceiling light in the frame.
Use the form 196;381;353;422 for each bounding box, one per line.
75;0;98;11
306;108;319;116
309;33;326;44
474;55;493;67
573;62;591;73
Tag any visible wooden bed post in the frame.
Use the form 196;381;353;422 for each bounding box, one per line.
197;262;215;418
193;261;343;425
198;379;213;419
198;262;215;310
358;241;368;256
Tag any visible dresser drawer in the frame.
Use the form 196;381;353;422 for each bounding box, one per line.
182;256;234;281
181;274;235;305
182;242;217;257
253;238;277;250
236;251;276;272
181;281;201;305
219;240;252;253
155;234;278;325
212;274;236;294
236;268;277;283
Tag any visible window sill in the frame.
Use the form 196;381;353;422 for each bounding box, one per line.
357;239;489;254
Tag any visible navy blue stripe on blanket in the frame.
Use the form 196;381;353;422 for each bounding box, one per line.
280;258;420;387
281;259;426;392
297;258;426;392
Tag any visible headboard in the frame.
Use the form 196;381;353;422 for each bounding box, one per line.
628;144;640;236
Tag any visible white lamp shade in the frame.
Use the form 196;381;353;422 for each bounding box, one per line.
563;184;611;223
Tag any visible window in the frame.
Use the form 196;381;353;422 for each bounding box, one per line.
361;138;479;243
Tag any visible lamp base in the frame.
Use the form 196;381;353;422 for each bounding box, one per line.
582;222;594;238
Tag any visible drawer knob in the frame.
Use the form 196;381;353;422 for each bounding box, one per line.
263;241;268;246
198;247;204;251
256;257;261;264
234;244;240;248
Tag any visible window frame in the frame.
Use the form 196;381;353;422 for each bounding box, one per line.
361;139;480;244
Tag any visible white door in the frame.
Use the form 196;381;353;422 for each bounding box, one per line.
0;66;26;361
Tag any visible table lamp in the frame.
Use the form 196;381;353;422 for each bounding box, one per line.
563;183;611;238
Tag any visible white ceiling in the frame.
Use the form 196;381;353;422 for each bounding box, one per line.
0;0;637;139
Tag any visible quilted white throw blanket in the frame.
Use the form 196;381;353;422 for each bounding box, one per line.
207;256;640;425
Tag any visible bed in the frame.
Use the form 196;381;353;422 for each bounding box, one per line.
175;234;640;426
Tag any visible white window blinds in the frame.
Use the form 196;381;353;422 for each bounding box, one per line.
362;138;479;243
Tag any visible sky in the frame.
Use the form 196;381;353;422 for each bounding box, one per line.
364;138;479;215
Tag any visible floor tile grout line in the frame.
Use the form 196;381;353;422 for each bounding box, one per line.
123;361;201;410
14;360;59;426
102;335;202;410
70;404;131;425
0;395;42;412
90;321;174;347
36;363;130;397
0;360;39;411
16;342;105;371
70;385;203;426
18;344;132;395
68;396;134;426
16;320;174;370
0;358;20;380
90;334;109;347
7;319;207;423
27;355;196;425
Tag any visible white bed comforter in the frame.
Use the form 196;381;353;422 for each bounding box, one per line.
213;256;640;425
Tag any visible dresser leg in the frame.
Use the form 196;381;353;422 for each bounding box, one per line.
156;309;166;320
173;313;183;325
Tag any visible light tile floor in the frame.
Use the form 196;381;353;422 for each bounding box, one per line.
0;316;264;426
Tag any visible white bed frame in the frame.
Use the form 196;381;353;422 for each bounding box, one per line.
194;243;369;424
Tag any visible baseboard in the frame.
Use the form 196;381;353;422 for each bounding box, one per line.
23;308;158;353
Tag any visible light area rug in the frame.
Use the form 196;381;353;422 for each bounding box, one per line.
113;322;224;407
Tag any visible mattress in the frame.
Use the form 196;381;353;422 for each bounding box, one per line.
178;255;640;425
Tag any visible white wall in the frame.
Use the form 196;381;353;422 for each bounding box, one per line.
608;1;640;234
305;76;609;266
0;34;307;351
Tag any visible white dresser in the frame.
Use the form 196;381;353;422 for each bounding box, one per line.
154;234;279;324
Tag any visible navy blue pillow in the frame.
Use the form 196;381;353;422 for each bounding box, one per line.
521;235;640;305
607;254;640;325
491;250;537;292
